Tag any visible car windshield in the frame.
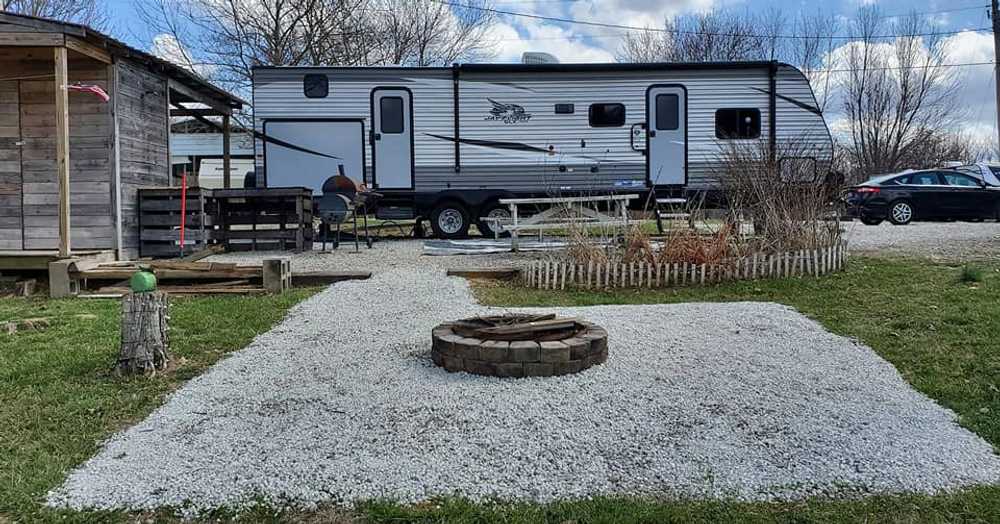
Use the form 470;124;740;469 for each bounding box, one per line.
984;165;1000;185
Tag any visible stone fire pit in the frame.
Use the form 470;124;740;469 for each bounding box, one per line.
431;314;608;378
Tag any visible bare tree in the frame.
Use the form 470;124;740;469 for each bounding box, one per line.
136;0;496;91
1;0;107;28
788;9;839;112
618;10;768;63
839;7;961;178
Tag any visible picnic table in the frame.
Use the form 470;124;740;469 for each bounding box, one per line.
485;194;640;251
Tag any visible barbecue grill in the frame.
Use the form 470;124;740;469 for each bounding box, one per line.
316;165;381;251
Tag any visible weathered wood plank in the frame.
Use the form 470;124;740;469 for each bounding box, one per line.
0;32;65;46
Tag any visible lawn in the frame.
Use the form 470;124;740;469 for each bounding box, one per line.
0;289;319;523
2;257;999;523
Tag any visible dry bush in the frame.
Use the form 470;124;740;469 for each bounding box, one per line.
622;225;656;264
657;223;738;265
566;227;611;265
716;138;840;252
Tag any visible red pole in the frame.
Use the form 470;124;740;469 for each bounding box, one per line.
179;171;187;257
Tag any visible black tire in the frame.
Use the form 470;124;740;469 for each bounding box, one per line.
888;200;915;225
477;202;512;238
860;216;884;226
430;201;471;239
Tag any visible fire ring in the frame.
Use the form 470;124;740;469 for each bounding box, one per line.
431;314;608;378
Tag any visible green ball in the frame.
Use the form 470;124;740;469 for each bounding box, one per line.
129;271;157;293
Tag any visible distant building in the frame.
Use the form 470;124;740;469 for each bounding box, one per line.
170;119;254;188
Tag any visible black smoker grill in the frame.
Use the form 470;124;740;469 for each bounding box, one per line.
315;166;381;251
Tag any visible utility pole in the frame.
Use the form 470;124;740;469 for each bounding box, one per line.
992;0;1000;152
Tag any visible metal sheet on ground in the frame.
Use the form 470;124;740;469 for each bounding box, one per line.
423;238;573;255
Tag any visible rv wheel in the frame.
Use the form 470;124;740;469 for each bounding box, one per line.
430;202;471;239
477;203;511;238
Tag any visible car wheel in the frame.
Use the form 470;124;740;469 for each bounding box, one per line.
860;216;884;226
888;200;915;225
430;201;470;239
477;203;511;238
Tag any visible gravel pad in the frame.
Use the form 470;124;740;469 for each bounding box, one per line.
48;268;1000;512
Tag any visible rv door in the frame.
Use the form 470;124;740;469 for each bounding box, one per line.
647;85;686;186
371;88;414;189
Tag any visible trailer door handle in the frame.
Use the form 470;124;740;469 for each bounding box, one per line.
374;133;382;141
648;130;656;137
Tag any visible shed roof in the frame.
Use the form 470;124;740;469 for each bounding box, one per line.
0;11;245;111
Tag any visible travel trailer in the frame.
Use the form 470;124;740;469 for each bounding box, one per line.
251;61;832;238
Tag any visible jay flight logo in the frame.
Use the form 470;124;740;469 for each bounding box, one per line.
485;98;532;124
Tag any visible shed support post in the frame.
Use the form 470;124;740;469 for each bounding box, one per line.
222;114;232;189
54;46;71;257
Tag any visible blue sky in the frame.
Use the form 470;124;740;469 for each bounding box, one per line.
100;0;998;138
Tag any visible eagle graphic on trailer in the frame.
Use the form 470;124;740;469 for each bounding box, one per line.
485;98;532;124
253;61;833;239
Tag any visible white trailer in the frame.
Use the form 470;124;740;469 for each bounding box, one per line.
252;61;832;238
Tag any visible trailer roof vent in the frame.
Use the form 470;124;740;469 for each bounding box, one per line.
522;52;559;64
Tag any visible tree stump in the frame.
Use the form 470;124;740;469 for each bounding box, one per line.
116;291;170;376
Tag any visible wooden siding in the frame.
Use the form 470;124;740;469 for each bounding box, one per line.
116;59;170;258
18;59;113;250
0;80;22;249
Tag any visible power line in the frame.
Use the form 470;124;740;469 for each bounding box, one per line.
879;4;989;18
812;60;995;73
436;0;992;40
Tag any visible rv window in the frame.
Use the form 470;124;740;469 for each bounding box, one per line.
588;103;625;127
715;108;760;139
655;94;679;131
380;96;404;134
555;103;575;114
303;74;328;98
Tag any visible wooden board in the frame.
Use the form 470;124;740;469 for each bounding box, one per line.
0;81;22;250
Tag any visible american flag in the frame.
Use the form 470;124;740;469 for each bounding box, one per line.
66;84;110;102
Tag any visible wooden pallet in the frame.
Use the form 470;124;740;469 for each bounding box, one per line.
214;188;313;252
137;187;314;258
138;187;219;258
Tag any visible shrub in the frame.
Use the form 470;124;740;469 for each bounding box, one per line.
959;265;984;284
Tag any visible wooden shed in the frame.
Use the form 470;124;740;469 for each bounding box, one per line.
0;13;244;264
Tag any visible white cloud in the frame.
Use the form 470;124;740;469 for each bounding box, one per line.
567;0;717;31
486;20;615;63
484;0;720;63
151;33;213;77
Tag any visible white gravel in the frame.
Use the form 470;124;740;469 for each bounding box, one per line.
47;260;1000;514
205;239;545;273
844;221;1000;260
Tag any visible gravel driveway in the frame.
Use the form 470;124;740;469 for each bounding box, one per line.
48;262;1000;513
843;221;1000;260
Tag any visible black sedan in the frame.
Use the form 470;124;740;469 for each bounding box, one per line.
844;169;1000;225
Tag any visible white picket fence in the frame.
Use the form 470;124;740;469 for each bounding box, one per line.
524;240;848;290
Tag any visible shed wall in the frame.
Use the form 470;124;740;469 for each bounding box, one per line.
116;59;171;259
19;60;114;250
0;80;21;249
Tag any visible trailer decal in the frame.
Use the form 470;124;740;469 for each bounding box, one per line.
485;98;532;124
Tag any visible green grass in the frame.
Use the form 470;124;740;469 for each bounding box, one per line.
960;265;985;284
0;289;319;523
